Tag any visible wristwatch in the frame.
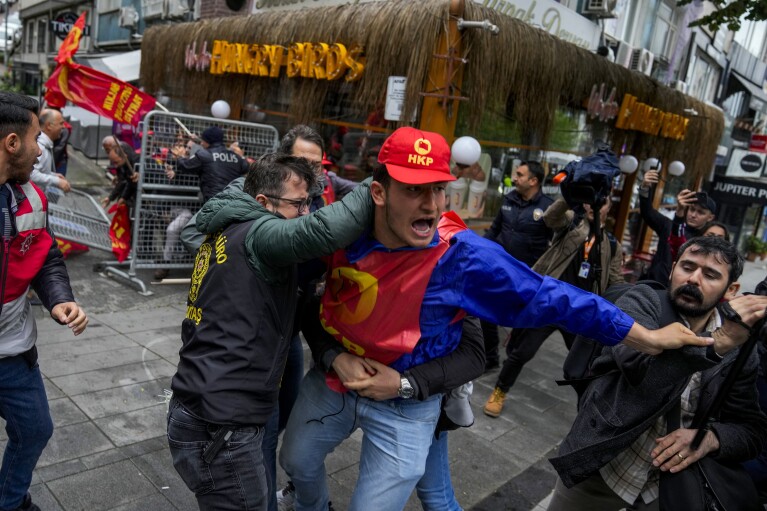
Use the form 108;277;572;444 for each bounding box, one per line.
398;375;415;399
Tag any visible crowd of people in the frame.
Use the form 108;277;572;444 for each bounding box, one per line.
1;88;766;511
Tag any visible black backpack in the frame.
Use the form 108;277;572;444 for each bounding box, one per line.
558;280;678;397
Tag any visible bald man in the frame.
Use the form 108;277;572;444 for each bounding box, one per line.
30;109;70;193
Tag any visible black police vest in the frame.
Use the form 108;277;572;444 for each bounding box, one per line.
171;219;297;425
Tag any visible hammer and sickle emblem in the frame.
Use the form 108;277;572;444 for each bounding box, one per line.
327;267;379;325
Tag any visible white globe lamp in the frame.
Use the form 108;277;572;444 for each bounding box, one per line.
643;157;660;171
668;161;685;177
211;100;231;119
618;155;638;174
451;136;482;165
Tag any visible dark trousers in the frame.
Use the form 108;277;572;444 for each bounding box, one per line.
481;319;500;366
495;325;576;393
263;334;304;511
0;355;53;511
167;398;268;511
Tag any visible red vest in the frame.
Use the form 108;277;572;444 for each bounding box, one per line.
320;211;467;391
4;182;53;303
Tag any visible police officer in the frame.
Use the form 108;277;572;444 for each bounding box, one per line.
482;160;554;369
167;126;249;203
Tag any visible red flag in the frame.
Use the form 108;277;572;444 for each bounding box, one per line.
44;12;155;126
108;203;131;262
56;237;89;259
55;12;86;64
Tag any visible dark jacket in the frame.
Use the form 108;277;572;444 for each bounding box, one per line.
532;198;623;292
639;186;700;283
108;162;138;204
550;284;767;488
484;189;553;267
170;182;373;425
176;142;249;202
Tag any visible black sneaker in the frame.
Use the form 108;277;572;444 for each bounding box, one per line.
154;268;170;281
16;494;41;511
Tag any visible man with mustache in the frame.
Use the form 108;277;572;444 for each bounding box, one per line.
280;127;715;511
548;236;767;510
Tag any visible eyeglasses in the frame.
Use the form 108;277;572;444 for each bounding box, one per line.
263;195;312;214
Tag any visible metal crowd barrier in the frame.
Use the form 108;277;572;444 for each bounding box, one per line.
46;188;113;253
102;111;279;294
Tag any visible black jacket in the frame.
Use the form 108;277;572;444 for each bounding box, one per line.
484;189;553;267
550;284;767;488
176;142;249;202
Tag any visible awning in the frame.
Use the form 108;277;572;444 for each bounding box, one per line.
76;50;142;83
731;71;767;113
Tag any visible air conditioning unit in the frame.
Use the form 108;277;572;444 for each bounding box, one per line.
672;80;688;94
583;0;617;18
615;41;633;68
141;0;165;19
98;0;123;14
630;48;654;76
165;0;189;19
118;6;138;28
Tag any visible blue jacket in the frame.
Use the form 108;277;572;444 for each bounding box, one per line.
314;228;634;375
485;189;553;267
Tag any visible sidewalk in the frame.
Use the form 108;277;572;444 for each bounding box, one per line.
13;294;571;511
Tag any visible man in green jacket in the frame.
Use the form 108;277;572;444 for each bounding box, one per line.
168;153;372;511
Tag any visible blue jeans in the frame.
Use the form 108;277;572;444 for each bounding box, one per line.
167;398;268;511
416;432;462;511
280;368;441;511
0;354;53;511
263;334;304;511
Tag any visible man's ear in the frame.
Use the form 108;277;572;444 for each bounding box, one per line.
723;281;740;301
3;134;19;154
254;194;270;209
371;181;386;207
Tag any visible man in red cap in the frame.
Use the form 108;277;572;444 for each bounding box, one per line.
280;127;712;511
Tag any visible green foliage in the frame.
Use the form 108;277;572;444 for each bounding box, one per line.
744;235;764;254
0;71;23;94
677;0;767;32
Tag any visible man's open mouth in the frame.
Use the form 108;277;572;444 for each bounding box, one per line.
412;218;435;236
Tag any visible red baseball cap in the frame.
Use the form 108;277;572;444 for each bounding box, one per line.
378;127;455;184
322;153;332;166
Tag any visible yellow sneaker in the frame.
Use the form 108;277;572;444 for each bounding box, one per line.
483;387;506;418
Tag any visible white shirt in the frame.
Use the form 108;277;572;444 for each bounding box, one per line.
30;132;60;189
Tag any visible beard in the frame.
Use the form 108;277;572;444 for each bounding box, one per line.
7;143;36;184
670;284;724;318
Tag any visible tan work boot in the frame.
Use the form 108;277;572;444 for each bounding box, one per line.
483;387;507;418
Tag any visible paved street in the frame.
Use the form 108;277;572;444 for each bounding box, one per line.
7;153;766;510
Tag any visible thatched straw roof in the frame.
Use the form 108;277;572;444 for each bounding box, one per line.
141;0;723;183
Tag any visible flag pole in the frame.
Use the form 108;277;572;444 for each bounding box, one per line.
153;101;195;139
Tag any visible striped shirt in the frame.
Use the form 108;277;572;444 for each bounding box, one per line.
600;310;720;505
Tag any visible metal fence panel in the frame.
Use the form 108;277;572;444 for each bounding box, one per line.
131;111;279;270
46;188;113;252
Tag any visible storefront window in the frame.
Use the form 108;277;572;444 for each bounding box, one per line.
649;1;678;60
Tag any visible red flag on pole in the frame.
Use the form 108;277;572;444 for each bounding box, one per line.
44;12;155;126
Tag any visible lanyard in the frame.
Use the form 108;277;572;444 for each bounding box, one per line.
583;235;595;260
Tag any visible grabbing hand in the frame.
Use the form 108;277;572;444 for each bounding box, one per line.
331;352;375;385
713;294;767;354
100;197;110;208
58;177;71;193
50;302;88;336
652;427;719;473
165;166;176;180
623;322;712;355
342;358;401;401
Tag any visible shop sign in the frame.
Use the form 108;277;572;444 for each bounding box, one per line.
475;0;600;50
185;40;365;81
711;175;767;206
586;83;618;121
750;134;767;153
51;12;90;40
614;94;689;141
252;0;382;13
725;148;766;178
